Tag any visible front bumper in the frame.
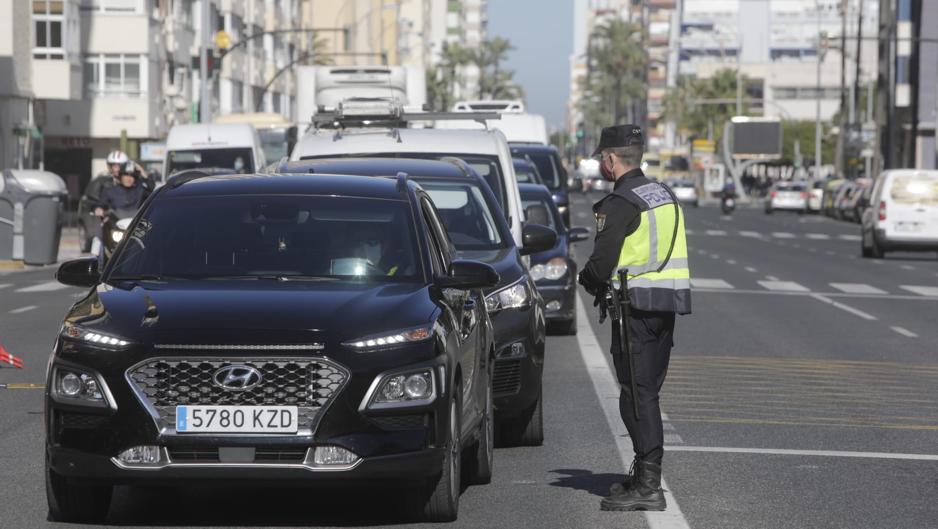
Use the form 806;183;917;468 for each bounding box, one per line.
535;281;576;322
489;303;545;418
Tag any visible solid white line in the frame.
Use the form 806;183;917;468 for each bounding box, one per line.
759;280;809;292
810;294;877;320
575;298;691;529
890;326;918;338
14;281;69;293
9;305;37;314
829;283;887;295
693;288;938;302
665;445;938;461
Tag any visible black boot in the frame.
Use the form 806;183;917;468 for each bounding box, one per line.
600;460;666;512
608;457;638;495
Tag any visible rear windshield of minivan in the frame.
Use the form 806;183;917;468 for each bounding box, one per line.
889;174;938;205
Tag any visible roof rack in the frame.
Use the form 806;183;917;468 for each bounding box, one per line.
311;97;501;129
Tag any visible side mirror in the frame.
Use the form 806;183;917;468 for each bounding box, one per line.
568;226;591;243
520;223;557;255
436;259;500;290
56;257;100;288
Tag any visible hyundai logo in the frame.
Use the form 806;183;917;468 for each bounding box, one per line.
213;365;263;391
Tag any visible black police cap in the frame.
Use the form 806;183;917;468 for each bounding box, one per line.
591;124;644;157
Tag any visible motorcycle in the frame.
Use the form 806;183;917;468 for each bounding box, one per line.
100;207;138;261
721;196;736;215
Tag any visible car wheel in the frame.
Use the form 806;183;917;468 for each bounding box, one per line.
78;224;93;253
466;367;494;485
765;208;773;215
46;459;112;523
869;234;884;259
501;385;544;447
412;397;461;522
861;231;873;258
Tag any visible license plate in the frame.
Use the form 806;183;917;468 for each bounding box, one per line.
895;222;921;232
175;405;298;433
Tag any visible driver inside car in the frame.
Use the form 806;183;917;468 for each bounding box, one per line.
348;223;411;277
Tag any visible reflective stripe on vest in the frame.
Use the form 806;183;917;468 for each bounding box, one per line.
612;196;692;314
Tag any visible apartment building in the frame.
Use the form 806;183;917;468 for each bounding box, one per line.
0;0;41;171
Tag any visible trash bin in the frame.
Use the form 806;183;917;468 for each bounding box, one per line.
0;169;68;265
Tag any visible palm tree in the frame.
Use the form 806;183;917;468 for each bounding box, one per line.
581;19;646;126
663;69;748;146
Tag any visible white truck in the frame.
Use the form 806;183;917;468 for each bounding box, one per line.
295;66;426;128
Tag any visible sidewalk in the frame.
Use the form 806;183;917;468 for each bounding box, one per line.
0;227;84;274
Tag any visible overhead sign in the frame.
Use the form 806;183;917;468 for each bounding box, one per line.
729;117;782;160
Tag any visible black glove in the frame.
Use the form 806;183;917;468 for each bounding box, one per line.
578;270;598;295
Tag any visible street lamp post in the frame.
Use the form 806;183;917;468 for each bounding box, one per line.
199;0;212;123
815;3;826;181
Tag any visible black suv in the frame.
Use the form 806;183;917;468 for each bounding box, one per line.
510;144;570;226
46;172;499;523
273;158;557;446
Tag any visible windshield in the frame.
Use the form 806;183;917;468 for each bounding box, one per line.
418;180;506;251
302;152;508;217
890;174;938;205
108;195;422;282
522;196;557;231
167;148;254;175
258;129;290;162
526;152;562;190
514;162;542;184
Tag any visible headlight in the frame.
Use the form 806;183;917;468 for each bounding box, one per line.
110;230;124;243
51;366;112;408
531;257;568;283
485;279;530;313
61;322;130;348
558;205;569;215
362;369;436;410
344;325;433;351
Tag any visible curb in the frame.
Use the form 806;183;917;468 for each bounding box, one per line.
0;261;26;271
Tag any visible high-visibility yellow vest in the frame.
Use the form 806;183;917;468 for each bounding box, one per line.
610;180;692;314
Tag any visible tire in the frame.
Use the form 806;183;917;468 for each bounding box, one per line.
46;461;112;523
466;370;494;485
501;385;544;447
869;235;885;259
78;224;92;253
412;398;461;522
765;208;773;215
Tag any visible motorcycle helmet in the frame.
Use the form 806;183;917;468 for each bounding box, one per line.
106;150;129;165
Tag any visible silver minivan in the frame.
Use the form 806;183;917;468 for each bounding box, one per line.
861;170;938;258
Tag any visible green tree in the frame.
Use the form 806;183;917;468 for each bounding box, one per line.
780;120;834;166
426;42;473;111
663;69;748;147
578;19;646;131
472;37;523;100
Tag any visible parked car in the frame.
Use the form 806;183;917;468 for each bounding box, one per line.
46;171;500;523
510;144;571;227
861;170;938;258
765;181;809;214
666;179;699;207
808;180;825;212
840;179;872;223
519;183;590;335
822;179;847;217
273;157;556;447
512;157;544;185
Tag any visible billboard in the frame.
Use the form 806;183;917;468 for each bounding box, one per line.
729;117;782;160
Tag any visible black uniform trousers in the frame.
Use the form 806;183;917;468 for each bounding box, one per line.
610;308;675;465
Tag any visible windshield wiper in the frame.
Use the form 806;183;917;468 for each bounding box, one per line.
109;274;186;282
201;274;339;282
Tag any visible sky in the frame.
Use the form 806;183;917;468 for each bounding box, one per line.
486;0;574;131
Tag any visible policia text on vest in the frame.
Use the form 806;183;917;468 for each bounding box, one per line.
578;162;692;512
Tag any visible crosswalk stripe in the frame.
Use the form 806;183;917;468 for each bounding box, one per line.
758;280;809;292
838;234;862;241
9;305;37;314
14;281;69;293
771;232;796;239
691;278;735;289
739;231;762;238
890;326;918;338
805;233;830;240
0;284;11;290
900;286;938;298
685;229;696;235
829;283;887;295
705;229;727;236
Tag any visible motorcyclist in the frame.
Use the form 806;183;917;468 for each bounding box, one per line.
90;150;151;217
100;162;148;212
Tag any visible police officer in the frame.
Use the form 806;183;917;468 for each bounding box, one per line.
577;125;692;512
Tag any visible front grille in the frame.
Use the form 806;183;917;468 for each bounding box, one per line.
58;412;108;430
493;359;523;395
127;356;348;434
166;447;307;463
370;414;427;431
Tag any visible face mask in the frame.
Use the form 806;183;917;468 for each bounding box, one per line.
600;156;616;182
362;242;382;264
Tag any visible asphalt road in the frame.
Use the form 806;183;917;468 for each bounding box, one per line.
2;192;937;528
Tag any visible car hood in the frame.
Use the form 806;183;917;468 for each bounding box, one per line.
67;281;436;346
457;247;523;290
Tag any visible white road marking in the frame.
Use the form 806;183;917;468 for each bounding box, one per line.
0;283;11;289
771;232;796;239
726;259;736;265
15;281;69;293
805;233;830;240
825;251;836;256
704;229;727;236
901;265;915;271
744;266;758;273
665;445;938;461
709;254;720;259
765;275;779;281
758;280;808;292
576;298;691;529
685;229;695;235
9;305;37;314
829;283;887;295
738;230;762;238
900;286;938;298
691;278;734;290
810;294;877;320
839;234;862;241
692;288;938;302
890;326;918;338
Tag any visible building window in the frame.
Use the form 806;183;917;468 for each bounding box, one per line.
231;79;244;113
85;54;145;97
33;0;65;60
79;0;142;13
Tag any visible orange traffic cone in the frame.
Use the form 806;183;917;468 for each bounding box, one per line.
0;342;23;368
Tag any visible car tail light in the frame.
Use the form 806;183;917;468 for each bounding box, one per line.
771;191;778;199
801;192;809;199
878;201;886;221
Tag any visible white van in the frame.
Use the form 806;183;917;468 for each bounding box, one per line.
163;123;266;178
861;169;938;258
291;126;525;246
439;100;549;145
